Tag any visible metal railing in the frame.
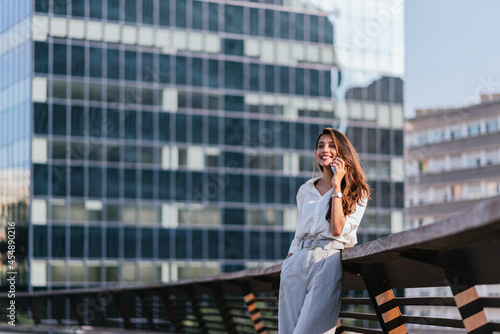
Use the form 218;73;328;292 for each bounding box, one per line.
1;195;500;333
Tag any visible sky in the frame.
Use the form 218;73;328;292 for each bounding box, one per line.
405;0;500;118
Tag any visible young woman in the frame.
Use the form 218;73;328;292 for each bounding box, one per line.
279;127;371;334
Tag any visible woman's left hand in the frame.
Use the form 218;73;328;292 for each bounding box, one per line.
330;157;346;188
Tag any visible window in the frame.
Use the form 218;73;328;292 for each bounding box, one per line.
450;128;462;140
433;131;444;143
468;123;480;136
124;228;137;258
487;119;498;133
224;230;244;259
89;0;102;19
70;106;84;137
35;42;48;73
265;10;274;38
141;53;155;82
106;228;119;258
208;116;219;144
106;109;120;138
89;167;102;196
53;44;67;75
88;266;101;282
265;65;274;93
324;17;334;44
249;8;259;36
295;68;304;95
89;47;102;78
125;0;136;23
249;63;259;91
280;12;289;39
51;264;66;282
224;61;243;90
125;51;137;81
53;1;67;15
224;39;244;56
124;111;137;139
225;117;244;146
141;230;154;258
224;95;244;112
106;204;121;221
310;69;319;96
175;0;186;28
207;59;219;88
106;168;120;198
192;1;203;30
87;199;102;220
33;226;48;257
70;227;84;257
124;169;137;198
280;67;289;94
208;2;218;32
225;5;243;34
52;226;67;258
367;128;377;154
158;54;170;84
108;0;120;21
34;103;49;134
35;0;49;13
107;49;120;80
294;14;304;41
192;58;203;87
70;167;84;197
72;1;84;17
310;15;319;42
176;56;186;85
159;0;170;26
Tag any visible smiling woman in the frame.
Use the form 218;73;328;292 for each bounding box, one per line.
279;127;370;334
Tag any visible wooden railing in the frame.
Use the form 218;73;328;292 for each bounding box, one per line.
1;195;500;333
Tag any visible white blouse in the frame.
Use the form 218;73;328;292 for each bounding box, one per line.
288;176;367;254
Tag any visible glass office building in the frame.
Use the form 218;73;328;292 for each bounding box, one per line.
0;0;404;292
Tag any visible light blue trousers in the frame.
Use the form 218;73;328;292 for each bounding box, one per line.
278;241;343;334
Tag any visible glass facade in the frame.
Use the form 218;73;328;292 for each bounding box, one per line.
1;0;404;292
328;0;406;240
0;0;32;292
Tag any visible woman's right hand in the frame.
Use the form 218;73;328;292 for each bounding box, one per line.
285;253;293;259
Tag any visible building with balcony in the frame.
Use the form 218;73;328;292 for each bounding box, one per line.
404;95;500;329
405;95;500;227
1;0;404;292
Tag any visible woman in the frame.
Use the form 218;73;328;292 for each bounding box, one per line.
279;127;370;334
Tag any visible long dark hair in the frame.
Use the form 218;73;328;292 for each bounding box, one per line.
313;128;371;221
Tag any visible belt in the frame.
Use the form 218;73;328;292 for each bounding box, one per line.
299;235;344;251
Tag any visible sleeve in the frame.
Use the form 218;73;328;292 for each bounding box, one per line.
339;198;367;247
287;187;304;255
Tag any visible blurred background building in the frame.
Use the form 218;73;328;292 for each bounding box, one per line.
1;0;404;292
404;95;500;330
405;95;500;227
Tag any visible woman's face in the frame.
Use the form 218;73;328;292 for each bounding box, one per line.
315;134;338;168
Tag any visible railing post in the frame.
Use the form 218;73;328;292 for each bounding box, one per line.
70;295;85;326
28;298;41;325
241;280;267;334
49;296;63;325
402;249;493;334
113;292;134;329
446;278;491;334
211;282;238;334
92;293;108;326
160;289;184;333
185;286;209;334
138;293;157;330
355;264;408;334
